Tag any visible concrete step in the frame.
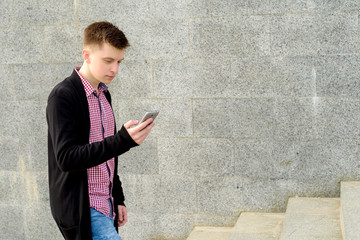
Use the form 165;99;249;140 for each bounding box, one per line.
186;179;360;240
340;181;360;240
230;212;285;240
186;226;233;240
280;197;342;240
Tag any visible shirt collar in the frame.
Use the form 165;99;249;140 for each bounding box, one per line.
75;67;108;97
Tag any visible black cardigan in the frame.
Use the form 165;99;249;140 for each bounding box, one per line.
46;70;138;240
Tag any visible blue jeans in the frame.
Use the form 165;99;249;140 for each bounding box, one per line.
90;208;122;240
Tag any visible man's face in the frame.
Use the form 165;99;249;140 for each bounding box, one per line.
86;42;125;86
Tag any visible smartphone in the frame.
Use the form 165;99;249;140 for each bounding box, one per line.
140;110;159;123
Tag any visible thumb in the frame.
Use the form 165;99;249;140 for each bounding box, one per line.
124;120;139;129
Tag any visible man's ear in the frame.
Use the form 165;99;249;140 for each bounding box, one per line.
82;49;91;64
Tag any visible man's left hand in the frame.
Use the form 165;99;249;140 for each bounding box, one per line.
117;205;128;227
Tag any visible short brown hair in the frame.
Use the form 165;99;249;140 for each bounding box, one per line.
83;21;129;49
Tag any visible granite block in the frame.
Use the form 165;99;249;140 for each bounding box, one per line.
122;175;197;214
8;0;74;25
268;0;343;13
0;102;22;137
147;18;189;60
271;14;318;56
193;99;233;138
282;0;360;11
0;171;25;204
117;18;188;60
340;0;360;9
316;55;360;97
0;171;12;203
158;137;234;176
113;20;151;60
120;212;158;240
0;205;25;240
77;0;150;22
110;60;153;98
198;177;341;215
4;169;41;205
316;139;360;179
263;0;360;13
116;175;157;213
0;101;47;138
0;137;20;171
149;174;197;214
231;98;274;139
150;0;248;18
156;213;195;240
0;65;15;101
154;58;232;98
13;63;75;101
0;0;10;27
120;212;194;240
273;98;317;140
271;12;358;55
43;24;82;63
234;139;318;180
189;16;271;58
118;138;158;175
17;101;48;138
197;177;281;215
154;59;193;98
30;172;49;203
193;98;273;138
231;56;315;98
25;204;63;240
0;26;43;64
318;13;358;55
316;98;360;139
150;0;202;18
150;0;324;18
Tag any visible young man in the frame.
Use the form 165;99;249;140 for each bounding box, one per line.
46;21;155;240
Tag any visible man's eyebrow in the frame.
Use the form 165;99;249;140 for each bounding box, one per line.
103;57;124;61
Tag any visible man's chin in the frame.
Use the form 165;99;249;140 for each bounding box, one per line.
102;78;113;84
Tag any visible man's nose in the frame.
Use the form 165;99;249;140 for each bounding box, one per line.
111;63;119;74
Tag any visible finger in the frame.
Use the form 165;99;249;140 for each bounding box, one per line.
118;208;123;222
137;118;153;131
132;122;155;145
134;121;155;137
124;120;139;129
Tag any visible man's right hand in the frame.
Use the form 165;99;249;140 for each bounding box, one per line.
124;118;155;145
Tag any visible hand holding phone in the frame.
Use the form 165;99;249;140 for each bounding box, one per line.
124;110;159;145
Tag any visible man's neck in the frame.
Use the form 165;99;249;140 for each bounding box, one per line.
78;64;99;90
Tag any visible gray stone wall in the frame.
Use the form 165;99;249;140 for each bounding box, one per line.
1;0;360;239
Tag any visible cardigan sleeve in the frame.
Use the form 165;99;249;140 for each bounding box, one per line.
46;87;138;172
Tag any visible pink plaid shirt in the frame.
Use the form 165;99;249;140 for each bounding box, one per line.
75;67;116;219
